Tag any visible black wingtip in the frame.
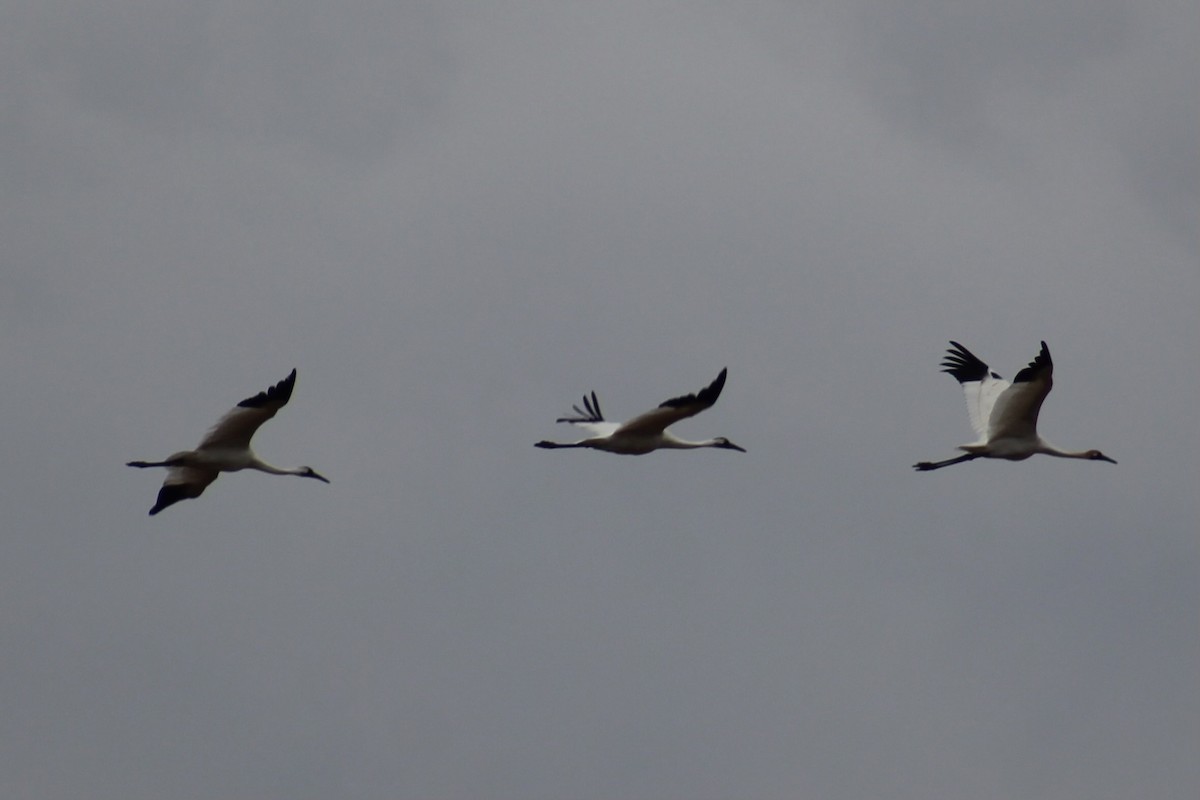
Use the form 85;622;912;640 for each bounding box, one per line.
554;390;605;424
1013;342;1052;384
939;342;991;384
146;483;203;516
700;367;729;406
237;369;298;409
659;368;728;411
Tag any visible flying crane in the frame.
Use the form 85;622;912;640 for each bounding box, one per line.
536;368;746;456
914;341;1116;471
128;369;329;515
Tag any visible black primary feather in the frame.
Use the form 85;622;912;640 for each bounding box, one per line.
237;369;297;409
1012;341;1052;384
939;342;993;384
658;368;727;411
556;390;604;423
148;482;207;516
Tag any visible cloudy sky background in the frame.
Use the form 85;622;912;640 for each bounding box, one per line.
1;2;1196;798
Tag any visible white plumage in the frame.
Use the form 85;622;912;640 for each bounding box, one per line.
914;341;1116;471
536;368;745;456
128;369;329;515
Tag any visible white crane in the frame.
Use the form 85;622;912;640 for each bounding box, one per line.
914;341;1116;471
536;367;746;455
127;369;329;515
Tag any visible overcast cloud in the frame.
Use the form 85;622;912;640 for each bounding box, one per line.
1;2;1196;798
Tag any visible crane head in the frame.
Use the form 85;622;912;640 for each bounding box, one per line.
712;437;747;453
300;466;331;483
1085;450;1117;464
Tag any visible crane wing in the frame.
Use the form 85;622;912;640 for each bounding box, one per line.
553;391;618;437
149;466;219;515
940;342;1009;441
986;342;1053;441
615;368;728;437
566;421;621;438
199;369;297;450
556;391;604;424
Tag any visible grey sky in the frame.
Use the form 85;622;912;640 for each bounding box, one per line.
1;2;1196;798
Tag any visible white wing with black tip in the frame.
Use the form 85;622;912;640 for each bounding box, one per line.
198;369;297;450
614;368;728;437
940;342;1010;442
986;341;1053;441
149;466;219;516
553;390;619;438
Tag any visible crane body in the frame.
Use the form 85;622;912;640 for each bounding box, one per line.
914;341;1116;471
128;369;329;515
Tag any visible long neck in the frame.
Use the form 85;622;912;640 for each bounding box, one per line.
1035;441;1094;460
658;433;719;450
248;456;306;476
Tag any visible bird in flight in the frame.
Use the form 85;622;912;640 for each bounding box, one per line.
914;341;1116;471
536;368;745;455
128;369;329;515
